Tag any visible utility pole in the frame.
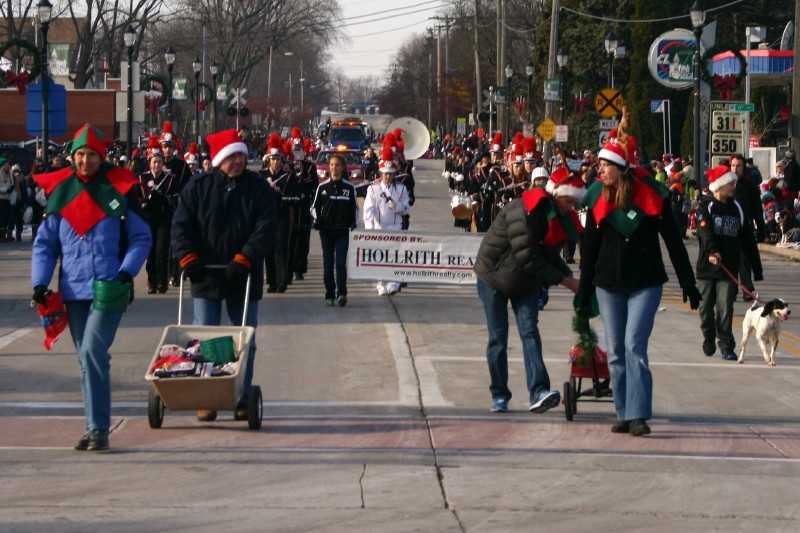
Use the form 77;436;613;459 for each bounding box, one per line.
436;24;443;131
791;0;800;154
444;16;451;133
427;30;434;129
543;0;560;163
473;0;482;126
495;0;502;135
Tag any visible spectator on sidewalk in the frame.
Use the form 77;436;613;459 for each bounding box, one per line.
0;157;14;241
696;165;763;360
311;153;357;307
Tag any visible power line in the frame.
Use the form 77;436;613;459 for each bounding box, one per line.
338;0;444;22
346;20;428;39
560;0;747;24
340;4;448;28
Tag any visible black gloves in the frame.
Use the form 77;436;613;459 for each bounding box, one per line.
683;285;702;310
116;271;132;284
32;285;51;305
225;254;252;284
184;261;206;283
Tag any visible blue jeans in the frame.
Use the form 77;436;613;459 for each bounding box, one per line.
66;301;124;432
596;286;662;421
477;278;550;403
319;230;349;299
193;298;259;396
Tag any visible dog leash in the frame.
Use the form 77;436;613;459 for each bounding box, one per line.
718;263;766;305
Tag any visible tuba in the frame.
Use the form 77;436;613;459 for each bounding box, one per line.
385;117;431;160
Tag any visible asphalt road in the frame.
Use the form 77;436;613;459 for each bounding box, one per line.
1;159;799;532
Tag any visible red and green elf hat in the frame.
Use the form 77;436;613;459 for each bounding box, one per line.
70;123;108;160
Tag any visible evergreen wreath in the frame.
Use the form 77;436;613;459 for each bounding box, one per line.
570;311;598;368
0;38;42;94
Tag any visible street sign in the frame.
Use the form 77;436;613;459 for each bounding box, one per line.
650;100;666;113
733;103;755;113
120;61;141;91
216;83;228;101
555;125;568;143
172;78;188;100
598;130;612;147
230;88;247;107
536;118;557;142
544;79;560;102
594;88;624;118
709;100;749;166
598;118;618;130
456;117;467;135
26;80;67;137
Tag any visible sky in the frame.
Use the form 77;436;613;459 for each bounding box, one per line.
331;0;447;77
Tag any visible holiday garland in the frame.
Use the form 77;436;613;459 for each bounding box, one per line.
0;38;42;94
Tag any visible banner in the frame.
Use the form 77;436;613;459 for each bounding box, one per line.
48;44;69;77
347;230;482;285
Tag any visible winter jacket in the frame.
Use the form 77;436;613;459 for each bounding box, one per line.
577;182;696;305
31;198;151;301
171;168;275;302
474;197;571;298
734;170;765;241
363;181;410;230
311;178;357;233
0;167;13;200
695;195;762;281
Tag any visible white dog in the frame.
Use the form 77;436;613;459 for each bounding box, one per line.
738;299;791;367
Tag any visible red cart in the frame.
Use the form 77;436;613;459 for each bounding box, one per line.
563;346;613;421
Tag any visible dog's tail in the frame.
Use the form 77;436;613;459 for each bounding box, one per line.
749;298;760;311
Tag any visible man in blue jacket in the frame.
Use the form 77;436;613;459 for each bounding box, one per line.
31;124;152;451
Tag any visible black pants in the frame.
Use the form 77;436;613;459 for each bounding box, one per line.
320;230;349;299
266;214;291;288
290;224;312;275
0;199;10;239
739;248;755;293
698;278;737;352
146;220;171;290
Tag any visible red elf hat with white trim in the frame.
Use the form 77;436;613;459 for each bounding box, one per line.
206;129;248;167
707;164;738;192
598;140;628;168
546;166;586;202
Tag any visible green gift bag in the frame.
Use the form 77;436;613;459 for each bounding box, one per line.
199;336;237;365
92;280;131;313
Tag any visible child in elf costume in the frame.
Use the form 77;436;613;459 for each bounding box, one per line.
31;124;151;451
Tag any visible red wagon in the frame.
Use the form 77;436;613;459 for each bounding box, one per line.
563;345;613;421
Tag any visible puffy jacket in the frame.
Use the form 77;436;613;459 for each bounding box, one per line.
171;168;275;302
474;197;571;297
31;200;151;301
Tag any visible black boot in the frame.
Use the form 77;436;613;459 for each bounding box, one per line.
86;429;109;451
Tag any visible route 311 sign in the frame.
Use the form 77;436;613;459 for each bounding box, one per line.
709;101;749;167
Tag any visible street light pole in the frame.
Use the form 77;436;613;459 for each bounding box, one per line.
124;26;136;159
164;47;175;119
556;49;568;124
299;59;305;126
210;61;218;132
525;64;534;125
691;1;706;190
37;0;52;167
488;86;494;134
604;32;617;88
504;65;513;142
192;56;201;144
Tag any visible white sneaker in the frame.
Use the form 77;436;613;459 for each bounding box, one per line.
529;390;561;413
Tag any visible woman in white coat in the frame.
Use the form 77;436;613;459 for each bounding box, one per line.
363;152;411;295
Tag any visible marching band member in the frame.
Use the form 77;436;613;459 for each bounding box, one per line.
261;133;295;293
158;122;192;286
289;129;319;282
363;148;411;296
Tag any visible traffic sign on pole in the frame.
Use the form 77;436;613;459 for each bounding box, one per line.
594;88;624;118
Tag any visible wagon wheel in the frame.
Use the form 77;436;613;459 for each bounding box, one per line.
247;385;263;430
563;381;574;421
570;376;578;414
147;388;164;429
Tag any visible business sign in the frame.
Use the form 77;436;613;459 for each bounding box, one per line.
709;100;748;167
347;230;481;285
647;29;701;90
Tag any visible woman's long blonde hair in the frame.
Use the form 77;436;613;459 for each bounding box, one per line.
602;106;633;209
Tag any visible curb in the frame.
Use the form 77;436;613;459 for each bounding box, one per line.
758;243;800;263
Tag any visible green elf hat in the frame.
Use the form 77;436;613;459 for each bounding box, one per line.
70;124;108;160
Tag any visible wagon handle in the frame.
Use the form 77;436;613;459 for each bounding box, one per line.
177;265;252;328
